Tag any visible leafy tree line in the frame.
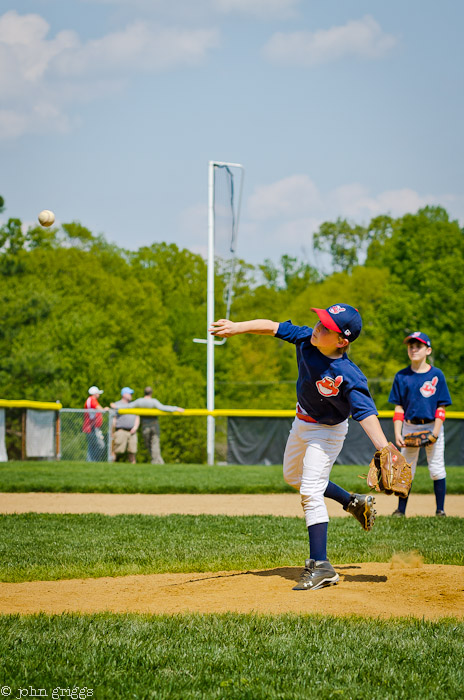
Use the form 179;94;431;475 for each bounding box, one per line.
0;200;463;460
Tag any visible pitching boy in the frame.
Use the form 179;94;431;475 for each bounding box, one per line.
210;304;391;591
389;331;452;516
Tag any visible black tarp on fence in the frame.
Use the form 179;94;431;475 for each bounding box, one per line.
227;417;464;466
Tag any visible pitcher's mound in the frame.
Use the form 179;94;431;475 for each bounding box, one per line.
1;562;463;619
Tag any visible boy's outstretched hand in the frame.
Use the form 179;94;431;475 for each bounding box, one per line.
209;319;238;337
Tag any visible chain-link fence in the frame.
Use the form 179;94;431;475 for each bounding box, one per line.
58;409;208;463
2;405;463;465
59;409;114;462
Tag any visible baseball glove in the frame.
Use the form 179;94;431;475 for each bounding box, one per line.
367;442;412;498
403;430;437;448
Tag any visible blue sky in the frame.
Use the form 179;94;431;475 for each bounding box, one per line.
1;0;463;268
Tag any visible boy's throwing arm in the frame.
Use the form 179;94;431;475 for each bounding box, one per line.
209;319;279;338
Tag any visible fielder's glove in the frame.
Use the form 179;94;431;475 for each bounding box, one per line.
367;442;412;498
403;431;437;448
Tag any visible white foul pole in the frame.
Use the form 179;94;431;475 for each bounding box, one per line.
204;160;244;466
206;161;215;465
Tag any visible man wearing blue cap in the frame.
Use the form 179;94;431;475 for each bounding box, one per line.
210;304;393;592
111;387;140;463
389;332;452;516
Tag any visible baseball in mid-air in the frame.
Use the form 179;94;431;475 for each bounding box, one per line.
38;210;55;227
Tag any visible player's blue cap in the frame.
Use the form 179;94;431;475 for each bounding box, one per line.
311;304;362;342
121;387;134;395
404;332;431;347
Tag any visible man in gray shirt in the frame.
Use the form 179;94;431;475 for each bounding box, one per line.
112;387;140;464
129;386;184;464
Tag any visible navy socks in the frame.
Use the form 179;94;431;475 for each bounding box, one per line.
307;483;350;561
324;480;351;508
398;478;446;513
397;495;408;514
307;522;328;561
433;478;446;512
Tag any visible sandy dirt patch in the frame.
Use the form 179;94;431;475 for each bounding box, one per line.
0;492;462;517
1;562;463;619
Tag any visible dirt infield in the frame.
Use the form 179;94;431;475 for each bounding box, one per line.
1;561;463;619
1;492;463;517
2;492;462;619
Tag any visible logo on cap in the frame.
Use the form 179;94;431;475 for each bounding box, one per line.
404;331;431;347
329;305;346;314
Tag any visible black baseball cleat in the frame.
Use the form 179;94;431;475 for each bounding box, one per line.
344;493;376;531
293;559;339;591
392;509;405;517
436;510;446;517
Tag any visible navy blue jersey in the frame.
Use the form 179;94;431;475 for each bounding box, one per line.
389;366;452;421
276;321;378;425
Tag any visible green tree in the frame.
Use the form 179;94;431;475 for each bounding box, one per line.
27;225;59;250
0;218;26;255
313;218;369;272
1;204;462;466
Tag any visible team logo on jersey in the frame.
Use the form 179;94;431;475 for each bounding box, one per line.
316;375;343;397
420;375;438;398
328;305;345;314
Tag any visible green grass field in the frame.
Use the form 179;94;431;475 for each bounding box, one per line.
0;613;463;699
2;464;462;698
2;461;464;493
0;513;462;582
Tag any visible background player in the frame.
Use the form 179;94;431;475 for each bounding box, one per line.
389;331;452;516
210;304;392;591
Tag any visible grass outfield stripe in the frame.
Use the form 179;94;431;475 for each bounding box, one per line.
0;513;462;582
0;614;463;699
1;462;464;494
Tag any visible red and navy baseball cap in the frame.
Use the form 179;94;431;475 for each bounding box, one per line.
311;304;362;342
404;331;431;347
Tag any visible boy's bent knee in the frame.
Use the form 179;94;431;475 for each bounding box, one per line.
300;493;328;527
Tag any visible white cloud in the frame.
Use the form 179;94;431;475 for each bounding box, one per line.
0;12;78;96
327;184;429;220
54;21;219;76
248;175;321;220
0;10;220;140
238;174;463;265
0;105;72;141
263;15;397;66
248;175;447;223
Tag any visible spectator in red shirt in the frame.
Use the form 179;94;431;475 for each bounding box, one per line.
83;386;107;461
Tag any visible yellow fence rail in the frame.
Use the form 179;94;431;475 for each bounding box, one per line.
0;400;62;410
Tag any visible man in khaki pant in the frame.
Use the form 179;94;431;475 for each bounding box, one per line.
111;387;140;464
129;386;184;464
